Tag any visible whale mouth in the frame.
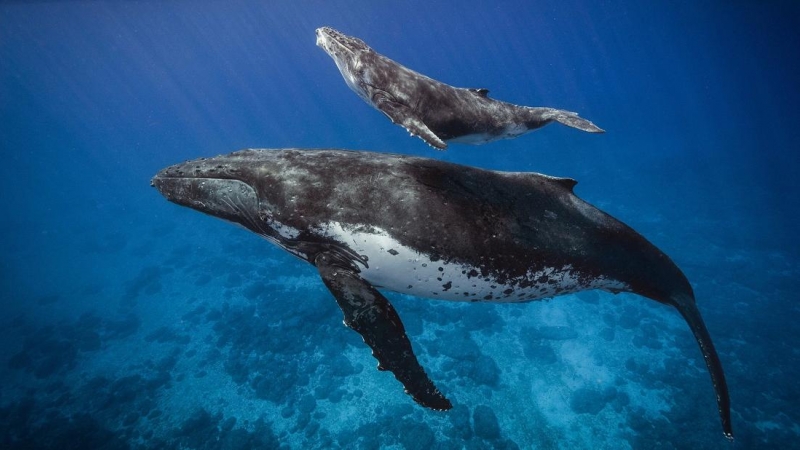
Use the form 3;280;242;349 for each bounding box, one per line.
152;170;280;247
315;27;337;53
151;156;264;229
152;172;258;215
315;27;328;48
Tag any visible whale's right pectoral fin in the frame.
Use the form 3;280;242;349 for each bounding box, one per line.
373;94;447;150
315;252;452;411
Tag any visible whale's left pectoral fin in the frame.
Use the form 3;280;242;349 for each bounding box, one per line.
315;252;452;411
373;94;447;150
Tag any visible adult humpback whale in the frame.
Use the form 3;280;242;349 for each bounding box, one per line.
152;148;732;438
316;27;604;149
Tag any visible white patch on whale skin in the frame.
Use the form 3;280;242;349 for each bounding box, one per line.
448;123;531;145
318;221;628;302
503;123;530;138
271;221;300;240
448;132;497;145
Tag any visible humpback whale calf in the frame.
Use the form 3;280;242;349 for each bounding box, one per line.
152;148;732;438
316;27;604;150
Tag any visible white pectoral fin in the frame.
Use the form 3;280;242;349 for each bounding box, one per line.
374;95;447;150
401;116;447;150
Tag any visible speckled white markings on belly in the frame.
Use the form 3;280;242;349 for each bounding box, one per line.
318;222;627;302
447;124;529;145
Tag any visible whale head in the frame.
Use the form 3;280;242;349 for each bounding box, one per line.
151;150;307;253
316;26;370;61
315;27;375;101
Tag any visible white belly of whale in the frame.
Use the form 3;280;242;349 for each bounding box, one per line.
318;222;627;302
447;124;531;145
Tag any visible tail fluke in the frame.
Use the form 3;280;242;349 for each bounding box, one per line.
670;293;733;440
546;108;605;133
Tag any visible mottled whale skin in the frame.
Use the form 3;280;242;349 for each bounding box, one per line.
316;27;604;150
152;149;732;438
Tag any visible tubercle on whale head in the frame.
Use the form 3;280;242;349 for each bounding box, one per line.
315;26;370;57
315;26;374;100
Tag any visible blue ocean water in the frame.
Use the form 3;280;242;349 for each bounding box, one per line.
1;0;798;448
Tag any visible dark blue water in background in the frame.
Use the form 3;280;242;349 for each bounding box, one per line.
2;1;798;448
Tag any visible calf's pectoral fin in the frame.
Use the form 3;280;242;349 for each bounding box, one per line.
373;94;447;150
315;251;452;411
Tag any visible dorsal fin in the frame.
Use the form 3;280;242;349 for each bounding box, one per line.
503;172;578;193
549;175;578;191
468;88;489;97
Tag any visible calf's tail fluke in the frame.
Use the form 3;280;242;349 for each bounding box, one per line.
545;108;605;133
670;293;733;440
